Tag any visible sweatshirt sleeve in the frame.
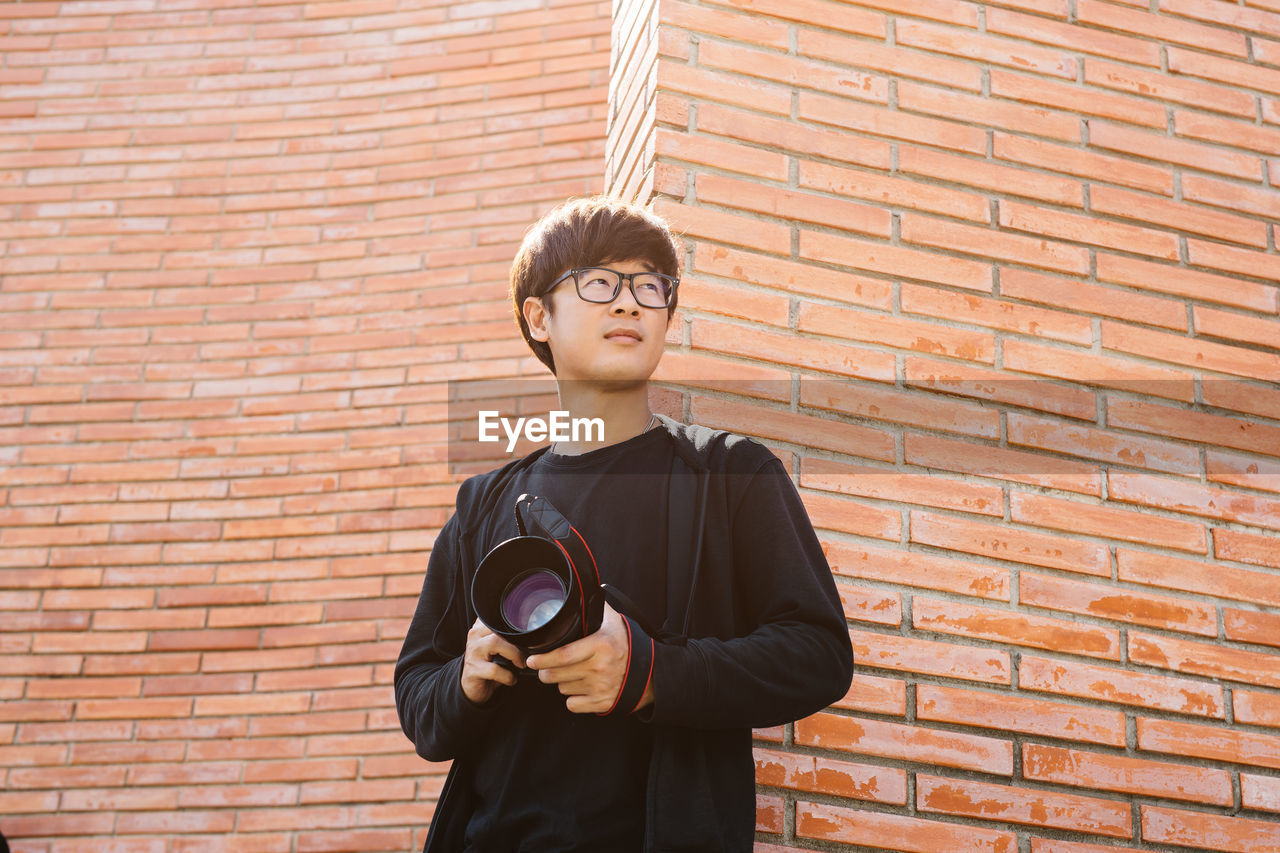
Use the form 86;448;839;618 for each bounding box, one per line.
393;506;504;762
645;452;854;730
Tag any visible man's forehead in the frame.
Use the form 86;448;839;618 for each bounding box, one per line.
596;257;657;272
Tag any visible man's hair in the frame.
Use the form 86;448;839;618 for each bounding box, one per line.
508;194;683;374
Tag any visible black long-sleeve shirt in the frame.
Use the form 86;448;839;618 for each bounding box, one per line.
394;418;853;852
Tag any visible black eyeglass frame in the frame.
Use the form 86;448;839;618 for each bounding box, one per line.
545;266;680;309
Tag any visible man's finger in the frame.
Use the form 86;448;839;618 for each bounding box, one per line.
527;636;595;671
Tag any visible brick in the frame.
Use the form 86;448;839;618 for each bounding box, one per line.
1024;743;1232;804
798;372;1000;437
1021;571;1216;636
1160;0;1280;39
800;158;990;223
986;7;1160;65
688;393;894;461
917;774;1132;837
824;537;1010;600
1243;773;1280;813
1239;690;1280;729
653;198;790;256
918;683;1127;746
656;127;788;182
1107;396;1280;458
996;132;1173;195
660;272;791;329
1089;119;1260;180
1207;450;1280;496
915;596;1121;659
909;508;1109;576
1091;184;1268;248
797;91;987;155
1088;56;1256;118
902;213;1090;275
1142;804;1280;852
1077;0;1249;56
798;27;983;93
896;19;1076;78
848;627;1011;684
898;80;1081;142
1010;492;1206;552
693;242;893;309
754;746;907;803
1182;171;1280;220
1020;654;1225;717
692;317;896;381
1187;237;1280;282
1131;630;1280;689
832;673;908;715
696;173;891;239
1008;411;1199;477
840;0;978;25
989;68;1165;128
659;0;790;49
904;357;1097;422
798;800;1017;852
1003;338;1196;403
898;144;1084;207
696;101;892;170
803;491;902;541
698;38;889;103
689;0;888;35
1000;199;1179;260
1109;468;1280;530
1120;546;1280;608
798;300;994;363
1225;608;1280;648
799;227;994;291
903;429;1101;495
1090;252;1280;312
796;710;1014;774
838;582;901;626
1169;45;1280;99
658;56;791;117
756;795;783;835
1176;109;1280;159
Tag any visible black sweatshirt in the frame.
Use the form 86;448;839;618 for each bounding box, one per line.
394;416;853;852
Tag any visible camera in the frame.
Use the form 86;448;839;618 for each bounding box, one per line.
470;493;605;655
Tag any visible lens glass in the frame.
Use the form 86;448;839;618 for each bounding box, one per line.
501;569;567;633
576;268;674;308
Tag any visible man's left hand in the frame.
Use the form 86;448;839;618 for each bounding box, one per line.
526;602;653;714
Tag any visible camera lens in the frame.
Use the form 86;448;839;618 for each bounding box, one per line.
501;569;567;633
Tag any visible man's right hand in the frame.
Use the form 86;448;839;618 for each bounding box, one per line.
460;618;526;705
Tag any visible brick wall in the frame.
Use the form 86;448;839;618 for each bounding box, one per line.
0;1;612;850
2;1;1279;852
633;1;1280;851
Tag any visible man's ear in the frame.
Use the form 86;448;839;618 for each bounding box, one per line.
523;295;550;342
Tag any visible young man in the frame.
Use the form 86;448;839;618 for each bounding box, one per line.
394;195;853;852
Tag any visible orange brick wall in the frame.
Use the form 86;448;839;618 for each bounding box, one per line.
0;1;613;850
2;1;1279;853
635;1;1280;851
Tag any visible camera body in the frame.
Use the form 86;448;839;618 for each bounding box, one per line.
470;493;605;655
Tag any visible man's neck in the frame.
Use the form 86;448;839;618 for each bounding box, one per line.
549;382;655;456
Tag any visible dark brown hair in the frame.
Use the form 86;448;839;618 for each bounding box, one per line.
509;195;683;374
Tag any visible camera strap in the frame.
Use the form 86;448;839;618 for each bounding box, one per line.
514;492;606;638
661;431;724;641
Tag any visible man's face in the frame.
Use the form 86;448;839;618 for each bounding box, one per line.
523;258;673;387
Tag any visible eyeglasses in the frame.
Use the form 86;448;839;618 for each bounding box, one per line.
546;266;679;309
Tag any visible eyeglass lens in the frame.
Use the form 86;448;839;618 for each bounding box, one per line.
575;268;674;308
